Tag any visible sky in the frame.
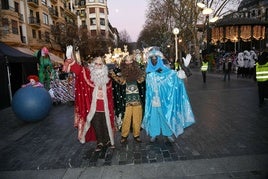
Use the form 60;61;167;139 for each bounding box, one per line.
107;0;148;42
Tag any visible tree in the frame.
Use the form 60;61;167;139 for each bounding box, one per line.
137;0;242;60
117;30;132;50
51;23;114;60
51;22;79;53
137;0;174;58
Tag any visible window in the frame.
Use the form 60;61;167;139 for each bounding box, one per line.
81;20;87;29
30;10;34;17
247;12;250;18
45;31;50;42
91;30;97;36
99;0;104;3
41;0;47;6
100;18;105;26
2;18;9;34
32;29;36;38
89;8;95;13
11;20;18;34
99;8;104;13
38;30;42;39
81;9;85;16
251;10;256;17
1;0;9;9
90;18;96;25
14;2;19;13
89;0;94;2
2;18;9;27
100;30;105;36
43;13;49;25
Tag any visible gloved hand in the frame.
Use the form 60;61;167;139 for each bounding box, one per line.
66;45;73;59
183;54;192;67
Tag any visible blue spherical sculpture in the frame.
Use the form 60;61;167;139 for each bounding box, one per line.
12;86;52;122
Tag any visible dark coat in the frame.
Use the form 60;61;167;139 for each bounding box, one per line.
258;51;268;65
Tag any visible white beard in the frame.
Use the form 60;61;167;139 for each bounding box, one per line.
90;65;109;87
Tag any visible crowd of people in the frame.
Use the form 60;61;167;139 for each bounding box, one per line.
24;44;267;152
213;50;258;79
201;48;268;106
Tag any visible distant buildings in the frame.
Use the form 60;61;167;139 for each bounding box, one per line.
0;0;118;59
199;0;268;52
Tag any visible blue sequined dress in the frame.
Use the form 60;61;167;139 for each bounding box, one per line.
142;68;195;138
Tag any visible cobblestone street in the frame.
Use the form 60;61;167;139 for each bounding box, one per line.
0;69;268;178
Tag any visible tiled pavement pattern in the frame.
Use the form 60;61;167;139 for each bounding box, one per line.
0;69;267;178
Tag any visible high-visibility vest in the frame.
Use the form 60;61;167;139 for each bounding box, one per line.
174;62;181;71
256;62;268;82
201;61;208;71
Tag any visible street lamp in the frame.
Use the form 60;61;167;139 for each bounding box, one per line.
203;8;213;53
172;27;179;66
197;1;213;53
178;38;182;66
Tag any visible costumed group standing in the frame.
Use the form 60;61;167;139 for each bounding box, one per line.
62;45;195;151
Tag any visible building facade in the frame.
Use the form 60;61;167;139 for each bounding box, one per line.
209;0;268;52
75;0;118;46
0;0;118;61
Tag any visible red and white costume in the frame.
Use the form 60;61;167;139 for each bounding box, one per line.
64;60;115;145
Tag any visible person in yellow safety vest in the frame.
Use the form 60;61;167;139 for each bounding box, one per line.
256;49;268;107
201;59;208;83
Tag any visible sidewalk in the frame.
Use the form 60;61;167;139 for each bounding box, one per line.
1;155;267;179
0;70;267;178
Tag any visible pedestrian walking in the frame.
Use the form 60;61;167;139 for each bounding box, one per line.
201;58;208;83
223;56;232;81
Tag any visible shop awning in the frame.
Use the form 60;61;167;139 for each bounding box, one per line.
49;52;64;64
14;47;64;64
14;47;35;56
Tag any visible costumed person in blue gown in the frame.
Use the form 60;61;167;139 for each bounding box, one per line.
142;48;195;143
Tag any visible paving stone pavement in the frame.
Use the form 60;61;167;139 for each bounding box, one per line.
0;69;268;178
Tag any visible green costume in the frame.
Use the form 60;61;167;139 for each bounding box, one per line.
34;49;54;89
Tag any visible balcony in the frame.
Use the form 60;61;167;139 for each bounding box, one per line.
1;6;19;18
28;17;41;27
1;29;10;36
49;7;59;18
18;13;24;22
27;0;39;8
79;12;87;18
21;36;26;43
78;1;86;7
